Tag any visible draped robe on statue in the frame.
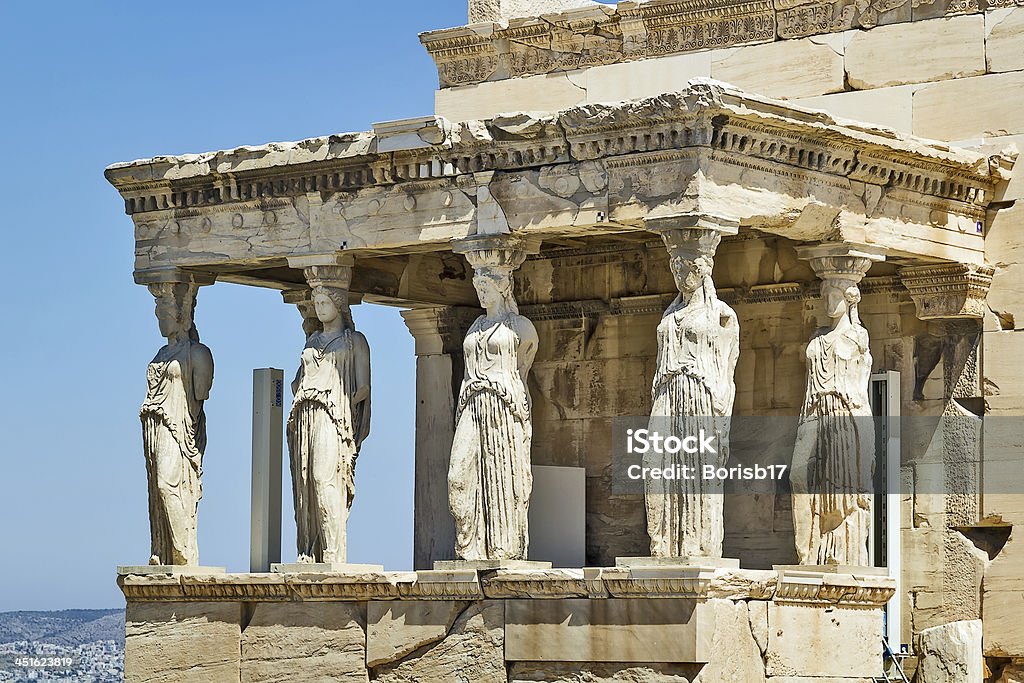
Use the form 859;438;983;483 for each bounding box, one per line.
646;293;738;558
287;329;370;564
449;316;533;561
793;323;874;566
141;342;207;565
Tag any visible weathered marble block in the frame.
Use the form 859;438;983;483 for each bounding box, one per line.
125;602;241;683
241;602;368;683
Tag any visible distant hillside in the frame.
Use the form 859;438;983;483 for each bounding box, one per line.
0;609;124;647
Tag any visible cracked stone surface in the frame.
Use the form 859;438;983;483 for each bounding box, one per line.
125;602;241;683
372;601;505;683
510;662;700;682
844;15;986;89
916;619;984;683
240;602;368;683
366;601;469;668
985;8;1024;74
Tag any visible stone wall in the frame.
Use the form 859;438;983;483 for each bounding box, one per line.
120;567;893;683
420;0;1024;664
427;5;1024;144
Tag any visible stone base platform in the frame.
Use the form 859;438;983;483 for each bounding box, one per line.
774;564;891;576
116;565;225;575
434;559;554;571
270;562;385;573
118;567;895;682
616;556;741;569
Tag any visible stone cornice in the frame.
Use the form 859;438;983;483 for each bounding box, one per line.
117;565;888;602
106;83;1003;215
105;82;1013;275
118;566;895;606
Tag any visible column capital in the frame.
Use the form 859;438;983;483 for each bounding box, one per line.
899;262;994;319
402;306;481;356
645;213;738;261
643;212;740;236
451;234;541;270
287;253;355;290
285;252;355;270
133;267;216;287
796;242;886;283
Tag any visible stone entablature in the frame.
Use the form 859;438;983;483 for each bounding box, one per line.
420;0;1013;89
105;81;1012;286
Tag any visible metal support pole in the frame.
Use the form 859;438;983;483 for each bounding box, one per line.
251;368;284;573
871;371;903;650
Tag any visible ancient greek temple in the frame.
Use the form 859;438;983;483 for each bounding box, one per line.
106;0;1023;680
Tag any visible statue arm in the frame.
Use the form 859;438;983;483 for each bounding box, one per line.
515;316;539;384
514;316;539;413
351;332;371;403
352;332;372;444
190;343;214;401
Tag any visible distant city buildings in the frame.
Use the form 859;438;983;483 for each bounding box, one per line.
0;640;123;682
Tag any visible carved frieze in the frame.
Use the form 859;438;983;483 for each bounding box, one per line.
776;0;910;39
773;570;897;605
423;0;775;87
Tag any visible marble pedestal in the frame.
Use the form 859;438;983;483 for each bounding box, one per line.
270;562;385;573
616;556;741;569
433;559;553;571
117;565;226;575
774;564;891;576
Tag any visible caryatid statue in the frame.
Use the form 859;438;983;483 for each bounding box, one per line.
791;243;884;566
140;277;214;566
645;224;739;558
286;262;371;565
449;235;539;561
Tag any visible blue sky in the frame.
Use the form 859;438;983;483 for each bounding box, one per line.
0;1;482;611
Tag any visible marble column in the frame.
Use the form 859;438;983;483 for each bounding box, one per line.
402;306;481;569
137;268;216;567
643;218;740;561
447;234;541;563
792;242;884;566
283;254;371;565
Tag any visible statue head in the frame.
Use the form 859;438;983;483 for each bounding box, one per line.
669;253;713;295
821;278;862;322
311;286;352;328
661;228;721;299
149;282;197;342
472;266;517;312
803;248;880;327
462;245;526;315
